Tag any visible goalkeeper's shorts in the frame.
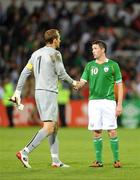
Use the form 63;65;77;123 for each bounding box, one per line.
35;90;58;122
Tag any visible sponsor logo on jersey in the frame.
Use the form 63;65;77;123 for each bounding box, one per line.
104;66;109;72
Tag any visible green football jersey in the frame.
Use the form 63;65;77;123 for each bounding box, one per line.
81;59;122;100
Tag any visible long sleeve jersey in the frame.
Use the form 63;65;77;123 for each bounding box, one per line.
16;46;74;93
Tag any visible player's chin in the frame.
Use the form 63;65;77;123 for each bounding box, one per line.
57;43;60;48
116;113;121;117
93;55;97;59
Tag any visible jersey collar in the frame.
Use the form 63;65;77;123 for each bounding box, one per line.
95;59;109;64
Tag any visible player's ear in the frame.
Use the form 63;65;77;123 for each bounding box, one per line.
53;38;57;44
102;47;105;53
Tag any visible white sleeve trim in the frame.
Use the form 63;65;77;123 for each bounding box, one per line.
80;78;87;82
116;79;122;84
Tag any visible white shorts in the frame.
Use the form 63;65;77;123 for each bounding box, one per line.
88;99;117;130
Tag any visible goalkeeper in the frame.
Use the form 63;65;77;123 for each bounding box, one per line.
76;40;123;168
11;29;78;168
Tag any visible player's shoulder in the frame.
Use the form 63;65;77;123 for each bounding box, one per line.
108;59;119;66
52;49;62;62
48;49;62;62
31;47;45;57
86;60;95;67
54;49;61;56
46;48;61;57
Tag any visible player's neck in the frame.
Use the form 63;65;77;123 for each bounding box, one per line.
46;44;56;49
96;55;107;64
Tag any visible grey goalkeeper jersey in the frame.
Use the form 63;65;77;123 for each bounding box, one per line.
16;46;74;93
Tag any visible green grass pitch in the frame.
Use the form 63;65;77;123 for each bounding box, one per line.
0;127;140;180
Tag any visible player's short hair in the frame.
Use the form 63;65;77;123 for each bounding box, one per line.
92;40;107;53
44;29;59;44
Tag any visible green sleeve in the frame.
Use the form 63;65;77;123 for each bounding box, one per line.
113;63;122;83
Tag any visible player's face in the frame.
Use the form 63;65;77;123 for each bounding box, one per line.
92;44;104;59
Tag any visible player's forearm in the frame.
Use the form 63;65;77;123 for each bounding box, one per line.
55;61;74;84
59;71;74;84
117;82;123;106
16;67;32;93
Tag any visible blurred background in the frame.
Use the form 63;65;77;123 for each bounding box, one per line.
0;0;140;128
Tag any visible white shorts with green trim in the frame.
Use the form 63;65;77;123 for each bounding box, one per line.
88;99;117;130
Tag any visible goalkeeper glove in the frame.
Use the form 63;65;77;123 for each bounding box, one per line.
11;90;21;106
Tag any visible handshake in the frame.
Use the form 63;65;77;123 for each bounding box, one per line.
72;80;85;90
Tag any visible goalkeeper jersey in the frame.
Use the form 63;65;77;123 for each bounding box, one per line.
81;59;122;100
16;46;73;93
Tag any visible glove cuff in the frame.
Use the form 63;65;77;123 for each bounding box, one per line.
72;80;77;86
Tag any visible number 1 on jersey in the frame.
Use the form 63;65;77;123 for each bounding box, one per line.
37;56;42;74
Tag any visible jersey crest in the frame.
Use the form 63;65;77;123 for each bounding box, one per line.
104;66;109;72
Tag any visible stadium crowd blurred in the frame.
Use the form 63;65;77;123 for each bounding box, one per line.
1;0;140;101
